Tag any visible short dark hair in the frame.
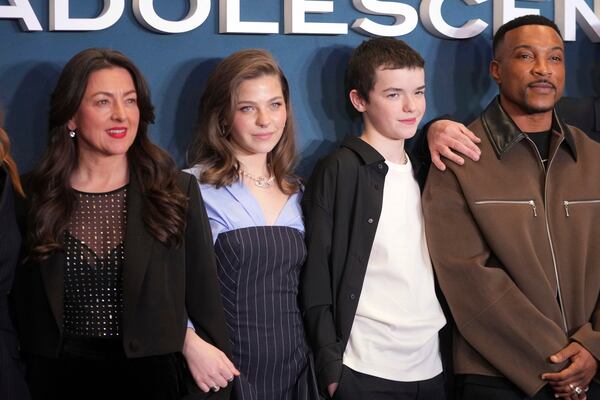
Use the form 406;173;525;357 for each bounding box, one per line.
346;37;424;101
493;15;562;56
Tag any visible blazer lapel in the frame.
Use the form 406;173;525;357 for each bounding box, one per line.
123;176;154;325
40;250;66;332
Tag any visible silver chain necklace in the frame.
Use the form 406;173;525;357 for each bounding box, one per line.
241;170;275;188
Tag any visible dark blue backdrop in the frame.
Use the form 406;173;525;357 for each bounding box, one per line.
1;0;598;176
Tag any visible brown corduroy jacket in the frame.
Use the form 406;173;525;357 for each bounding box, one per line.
422;97;600;397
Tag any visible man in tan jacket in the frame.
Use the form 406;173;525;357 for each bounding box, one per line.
423;15;599;400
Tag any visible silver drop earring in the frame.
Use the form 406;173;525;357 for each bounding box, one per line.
69;130;76;138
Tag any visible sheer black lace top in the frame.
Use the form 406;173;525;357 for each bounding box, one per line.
63;186;128;338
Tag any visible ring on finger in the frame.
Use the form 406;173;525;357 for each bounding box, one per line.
227;376;234;383
574;386;583;395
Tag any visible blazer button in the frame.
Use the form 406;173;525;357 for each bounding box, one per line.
129;339;140;353
349;293;356;300
377;163;383;169
367;218;374;224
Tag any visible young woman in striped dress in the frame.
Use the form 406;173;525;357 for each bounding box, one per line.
184;49;317;400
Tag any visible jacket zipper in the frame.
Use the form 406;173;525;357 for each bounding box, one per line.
563;200;600;217
525;136;569;333
474;200;537;217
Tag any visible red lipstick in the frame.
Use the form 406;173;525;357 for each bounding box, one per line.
107;127;127;139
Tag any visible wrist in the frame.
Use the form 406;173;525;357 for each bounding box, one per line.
183;328;200;354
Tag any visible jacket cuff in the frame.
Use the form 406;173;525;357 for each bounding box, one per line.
317;359;343;397
411;114;452;162
570;323;600;362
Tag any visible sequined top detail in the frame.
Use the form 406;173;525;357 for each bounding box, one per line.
63;186;127;338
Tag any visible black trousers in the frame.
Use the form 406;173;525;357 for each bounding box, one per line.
23;337;205;400
457;375;600;400
332;366;446;400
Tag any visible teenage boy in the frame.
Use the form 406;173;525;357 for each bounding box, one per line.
301;37;450;400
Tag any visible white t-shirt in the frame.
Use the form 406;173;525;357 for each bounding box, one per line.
343;156;446;381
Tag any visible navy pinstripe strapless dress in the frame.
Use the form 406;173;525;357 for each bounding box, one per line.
214;226;313;400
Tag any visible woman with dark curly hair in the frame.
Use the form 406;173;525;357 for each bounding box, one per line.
12;48;235;400
185;49;318;400
0;114;29;400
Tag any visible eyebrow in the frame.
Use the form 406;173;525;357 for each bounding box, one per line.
512;44;564;52
383;85;426;92
237;96;284;104
91;89;137;97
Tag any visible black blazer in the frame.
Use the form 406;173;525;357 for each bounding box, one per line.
12;171;230;399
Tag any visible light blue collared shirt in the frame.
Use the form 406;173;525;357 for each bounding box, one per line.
184;165;304;244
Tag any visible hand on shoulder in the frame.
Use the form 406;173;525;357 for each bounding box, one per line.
426;119;481;171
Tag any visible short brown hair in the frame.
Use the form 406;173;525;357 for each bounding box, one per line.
346;37;424;102
188;49;299;194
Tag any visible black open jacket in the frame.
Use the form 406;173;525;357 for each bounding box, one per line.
300;135;452;398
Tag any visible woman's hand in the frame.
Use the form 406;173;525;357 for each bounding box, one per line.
182;328;240;393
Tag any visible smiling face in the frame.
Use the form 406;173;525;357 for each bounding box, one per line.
491;24;565;118
68;67;140;161
351;66;426;142
228;74;287;157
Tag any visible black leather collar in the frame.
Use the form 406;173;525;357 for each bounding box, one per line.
481;96;577;161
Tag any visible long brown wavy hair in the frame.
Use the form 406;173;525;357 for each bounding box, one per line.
0;111;23;196
27;48;188;260
188;49;300;194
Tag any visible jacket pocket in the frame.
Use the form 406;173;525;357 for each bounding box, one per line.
474;200;538;217
563;199;600;217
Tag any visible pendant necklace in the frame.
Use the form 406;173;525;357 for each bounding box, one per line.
241;169;275;188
